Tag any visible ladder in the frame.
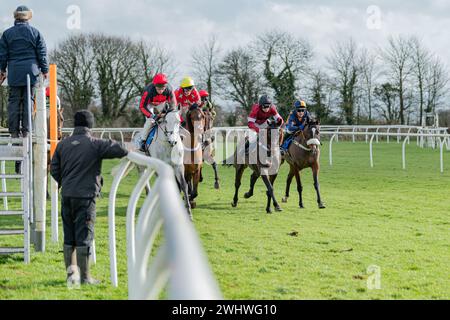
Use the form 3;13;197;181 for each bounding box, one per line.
0;137;32;263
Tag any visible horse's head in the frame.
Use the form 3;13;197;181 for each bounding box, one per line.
159;109;181;147
303;119;321;152
186;103;205;138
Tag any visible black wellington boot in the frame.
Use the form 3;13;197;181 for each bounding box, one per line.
76;246;100;285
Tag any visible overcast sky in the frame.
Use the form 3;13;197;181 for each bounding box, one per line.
1;0;449;87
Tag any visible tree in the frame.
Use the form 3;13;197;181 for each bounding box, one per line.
374;83;400;124
425;55;449;114
409;36;431;125
89;34;142;121
307;70;331;122
381;36;413;124
50;34;96;116
217;47;262;114
191;35;221;100
133;40;176;90
256;30;313;117
328;38;360;125
359;48;379;123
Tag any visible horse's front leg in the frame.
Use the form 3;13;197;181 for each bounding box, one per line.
269;174;282;212
175;165;192;220
312;164;325;209
212;161;220;189
261;175;282;213
244;171;259;199
294;170;304;208
232;165;245;207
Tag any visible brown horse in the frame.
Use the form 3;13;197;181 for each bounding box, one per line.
228;120;284;213
281;119;325;209
183;104;205;209
199;109;220;189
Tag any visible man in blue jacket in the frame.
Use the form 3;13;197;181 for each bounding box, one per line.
0;5;49;138
280;100;311;155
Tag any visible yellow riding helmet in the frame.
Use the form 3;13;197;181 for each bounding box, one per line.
300;100;307;107
181;77;195;88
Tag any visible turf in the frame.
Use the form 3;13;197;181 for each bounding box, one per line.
0;139;449;299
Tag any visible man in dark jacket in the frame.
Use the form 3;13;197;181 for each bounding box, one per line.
0;5;48;138
50;110;128;285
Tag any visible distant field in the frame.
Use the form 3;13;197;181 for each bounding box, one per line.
0;141;449;299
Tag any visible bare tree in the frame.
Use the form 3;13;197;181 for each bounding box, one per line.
191;34;221;100
327;38;360;125
381;36;413;124
359;48;379;123
409;36;431;125
217;47;262;114
133;40;176;89
50;34;96;116
425;56;449;113
256;30;313;117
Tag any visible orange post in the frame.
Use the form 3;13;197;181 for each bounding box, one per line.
49;64;58;157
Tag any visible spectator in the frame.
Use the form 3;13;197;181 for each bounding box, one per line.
0;5;48;138
50;110;128;285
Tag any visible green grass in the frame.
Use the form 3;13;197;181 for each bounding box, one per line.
0;140;449;299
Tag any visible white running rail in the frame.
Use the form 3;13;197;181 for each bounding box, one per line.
108;151;222;300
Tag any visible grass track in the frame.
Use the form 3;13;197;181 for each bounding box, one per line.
0;140;449;299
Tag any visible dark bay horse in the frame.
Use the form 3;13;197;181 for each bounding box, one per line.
281;119;325;209
183;104;205;209
227;120;284;213
199;109;220;189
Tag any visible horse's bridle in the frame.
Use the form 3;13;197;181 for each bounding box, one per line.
157;108;179;145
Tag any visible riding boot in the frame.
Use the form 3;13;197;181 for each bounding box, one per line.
76;246;100;285
63;245;79;283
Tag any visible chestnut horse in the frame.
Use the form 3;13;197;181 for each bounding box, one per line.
183;104;205;209
281;119;325;209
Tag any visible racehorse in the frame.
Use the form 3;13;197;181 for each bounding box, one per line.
226;120;284;213
183;104;205;209
142;105;192;219
281;119;325;209
199;108;220;189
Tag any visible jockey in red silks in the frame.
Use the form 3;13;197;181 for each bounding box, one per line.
247;94;283;133
245;95;283;160
174;76;201;126
136;73;177;151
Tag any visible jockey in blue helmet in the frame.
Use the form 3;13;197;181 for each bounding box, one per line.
280;100;311;154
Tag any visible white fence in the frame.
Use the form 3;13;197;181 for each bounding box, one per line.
108;151;222;300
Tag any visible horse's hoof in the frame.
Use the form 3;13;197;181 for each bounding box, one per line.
299;204;305;209
282;197;288;203
318;203;326;209
199;177;203;182
266;208;273;214
244;192;253;199
214;182;220;189
190;201;197;209
275;206;283;212
231;202;237;207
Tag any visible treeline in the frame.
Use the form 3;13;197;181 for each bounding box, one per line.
1;30;449;128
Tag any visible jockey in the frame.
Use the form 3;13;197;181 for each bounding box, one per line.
199;90;216;119
136;73;177;151
174;76;201;126
245;95;283;158
280;100;311;155
247;94;283;134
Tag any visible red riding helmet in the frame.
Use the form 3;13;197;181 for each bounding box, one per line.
199;90;209;98
152;73;168;85
45;87;50;97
